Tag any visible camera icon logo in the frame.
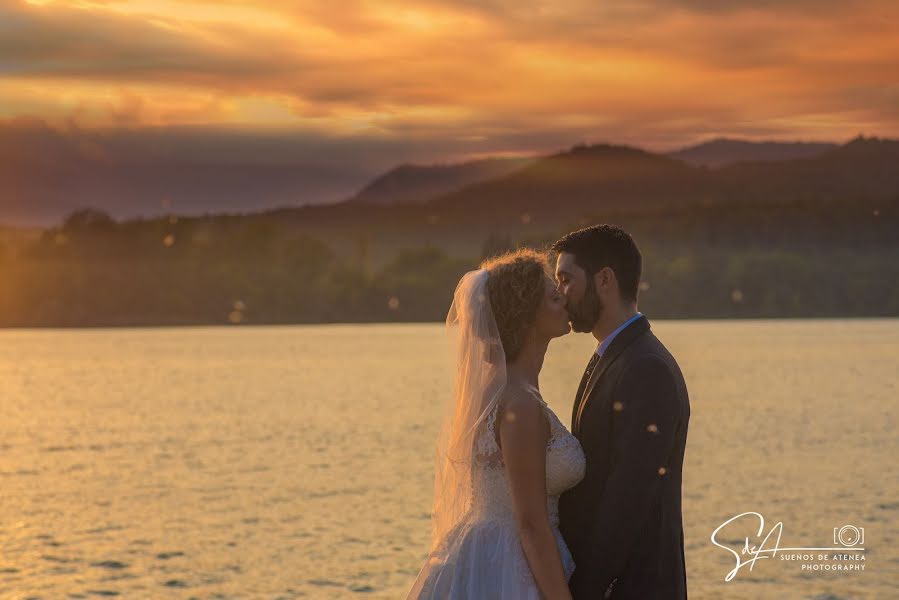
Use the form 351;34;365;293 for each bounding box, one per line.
834;525;864;547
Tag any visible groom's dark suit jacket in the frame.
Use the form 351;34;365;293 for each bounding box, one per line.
559;315;690;600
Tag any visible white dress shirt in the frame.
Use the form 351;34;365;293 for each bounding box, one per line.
595;312;643;358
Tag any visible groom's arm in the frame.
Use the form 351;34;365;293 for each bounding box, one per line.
576;355;680;593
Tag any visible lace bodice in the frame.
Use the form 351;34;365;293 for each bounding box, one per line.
455;384;586;584
471;385;586;525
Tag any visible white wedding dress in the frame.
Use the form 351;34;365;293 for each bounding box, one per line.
408;384;586;599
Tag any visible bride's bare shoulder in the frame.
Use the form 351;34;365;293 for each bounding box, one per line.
496;384;550;438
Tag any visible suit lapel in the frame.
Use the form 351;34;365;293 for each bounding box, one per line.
573;315;651;437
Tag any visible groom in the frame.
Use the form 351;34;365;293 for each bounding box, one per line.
554;225;690;599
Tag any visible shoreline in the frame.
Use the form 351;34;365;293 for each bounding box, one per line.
1;314;897;331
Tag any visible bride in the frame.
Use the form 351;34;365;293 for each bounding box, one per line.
407;249;586;600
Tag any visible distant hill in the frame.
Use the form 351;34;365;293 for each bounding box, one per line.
428;142;712;215
669;138;837;168
710;136;899;203
347;156;536;205
426;136;898;217
1;118;893;236
231;135;898;257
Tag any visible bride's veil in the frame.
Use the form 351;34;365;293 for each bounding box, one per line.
426;267;507;558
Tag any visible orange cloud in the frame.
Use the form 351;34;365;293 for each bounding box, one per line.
0;0;896;149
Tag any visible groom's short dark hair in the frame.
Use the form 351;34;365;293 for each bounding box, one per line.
551;224;642;303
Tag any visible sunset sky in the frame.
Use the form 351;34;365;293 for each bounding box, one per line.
1;0;898;220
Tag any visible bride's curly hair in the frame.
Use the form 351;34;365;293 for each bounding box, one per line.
480;248;551;362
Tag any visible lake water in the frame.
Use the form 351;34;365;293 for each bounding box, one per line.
1;320;897;599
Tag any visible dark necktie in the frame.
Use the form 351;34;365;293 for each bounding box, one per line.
575;352;602;433
583;351;601;383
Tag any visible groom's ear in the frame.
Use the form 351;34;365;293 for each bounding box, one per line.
594;266;616;292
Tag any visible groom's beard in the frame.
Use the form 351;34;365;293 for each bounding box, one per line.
568;278;603;333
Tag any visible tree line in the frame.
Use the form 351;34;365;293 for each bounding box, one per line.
0;208;896;328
